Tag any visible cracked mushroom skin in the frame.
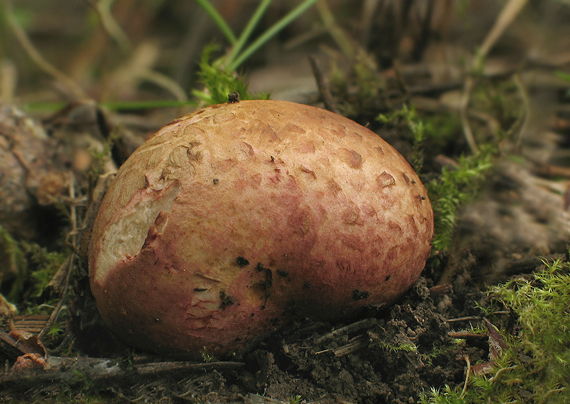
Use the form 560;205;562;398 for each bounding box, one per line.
88;100;434;355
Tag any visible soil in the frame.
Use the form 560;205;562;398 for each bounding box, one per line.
2;286;443;403
0;268;505;403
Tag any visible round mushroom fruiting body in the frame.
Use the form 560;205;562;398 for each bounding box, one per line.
88;100;434;355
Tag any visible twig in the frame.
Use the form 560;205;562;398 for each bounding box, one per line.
445;316;482;323
459;354;471;399
6;1;86;99
460;0;529;154
0;60;17;103
313;318;376;345
308;55;339;114
543;387;567;401
316;0;354;58
38;255;75;342
411;0;434;61
460;77;479;154
448;331;486;339
359;0;379;46
95;0;132;52
512;73;530;153
489;364;518;383
0;356;244;386
0;331;31;360
138;69;188;101
40;172;83;340
478;0;529;61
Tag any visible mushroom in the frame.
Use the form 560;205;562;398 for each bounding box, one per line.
88;100;434;355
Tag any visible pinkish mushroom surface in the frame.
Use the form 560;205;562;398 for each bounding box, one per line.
88;100;434;355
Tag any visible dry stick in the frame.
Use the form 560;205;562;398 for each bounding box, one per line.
478;0;529;59
0;356;244;386
95;0;132;52
138;69;188;102
37;256;75;342
308;55;339;114
512;73;530;153
411;0;434;62
445;315;482;323
316;0;355;58
313;318;376;345
40;174;81;342
460;0;529;154
69;172;79;247
0;60;17;103
359;0;380;45
460;78;479;154
6;1;86;100
459;355;472;400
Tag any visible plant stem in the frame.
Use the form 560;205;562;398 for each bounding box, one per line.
225;0;273;71
6;0;87;99
226;0;318;72
195;0;237;44
316;0;354;57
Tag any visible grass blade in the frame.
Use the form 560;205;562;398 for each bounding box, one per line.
227;0;318;72
225;0;272;71
195;0;237;44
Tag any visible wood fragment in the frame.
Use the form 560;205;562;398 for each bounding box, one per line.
460;0;529;154
457;354;471;399
38;255;75;342
0;355;244;387
445;315;486;323
448;331;487;339
332;333;368;357
429;283;453;296
313;318;376;345
11;315;50;334
483;318;509;359
308;55;340;114
0;331;30;361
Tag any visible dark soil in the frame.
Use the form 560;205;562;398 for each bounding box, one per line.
0;274;492;404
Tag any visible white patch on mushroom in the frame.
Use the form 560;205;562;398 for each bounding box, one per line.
94;181;180;284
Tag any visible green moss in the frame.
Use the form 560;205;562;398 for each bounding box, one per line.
200;347;217;363
421;256;570;403
0;224;27;301
377;105;425;173
289;395;303;404
374;340;418;353
20;242;67;300
426;144;496;251
192;44;270;106
377;105;496;252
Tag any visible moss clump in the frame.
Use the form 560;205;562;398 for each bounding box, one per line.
377;105;496;252
421;256;570;403
426;144;495;252
0;224;27;301
192;44;270;106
